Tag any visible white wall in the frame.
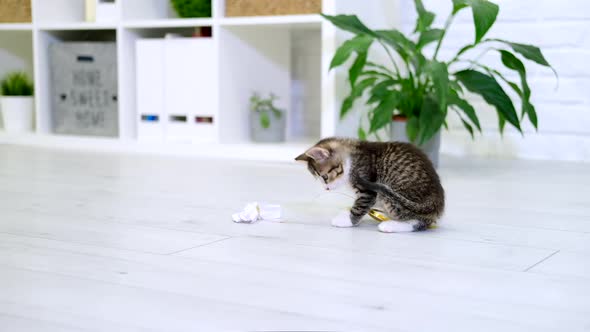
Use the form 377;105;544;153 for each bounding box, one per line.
400;0;590;162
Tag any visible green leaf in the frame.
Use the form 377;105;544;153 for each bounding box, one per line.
413;0;435;33
171;0;211;17
450;80;464;93
461;118;475;139
271;107;282;119
260;112;270;129
455;69;521;132
498;112;506;135
455;43;476;58
492;39;551;67
526;103;538;129
426;60;449;113
418;97;445;144
506;81;523;97
417;29;444;49
406;116;420;142
493;39;557;79
374;29;416;61
321;14;375;36
358;126;367;140
369;91;400;133
467;60;538;128
499;50;537;129
452;0;499;44
340;77;378;119
469;60;523;98
452;0;469;14
359;70;393;79
341;96;354;119
1;71;34;96
349;52;368;87
448;90;481;131
367;79;397;104
329;35;373;69
471;0;498;44
366;61;396;75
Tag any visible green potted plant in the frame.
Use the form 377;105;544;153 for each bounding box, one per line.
250;92;286;143
170;0;211;18
322;0;556;167
0;71;34;133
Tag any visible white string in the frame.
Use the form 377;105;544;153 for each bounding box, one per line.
308;190;355;203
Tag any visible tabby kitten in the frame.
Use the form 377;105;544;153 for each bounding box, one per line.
295;137;445;232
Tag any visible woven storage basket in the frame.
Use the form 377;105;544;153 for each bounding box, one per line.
0;0;31;23
225;0;321;17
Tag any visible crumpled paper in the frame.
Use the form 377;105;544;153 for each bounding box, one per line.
232;202;281;223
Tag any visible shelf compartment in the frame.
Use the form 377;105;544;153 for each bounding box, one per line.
217;24;321;144
33;0;88;24
122;0;212;21
119;26;216;141
0;30;34;131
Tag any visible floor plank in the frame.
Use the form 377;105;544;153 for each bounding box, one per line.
0;210;227;254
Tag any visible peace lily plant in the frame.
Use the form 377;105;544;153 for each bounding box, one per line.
321;0;556;147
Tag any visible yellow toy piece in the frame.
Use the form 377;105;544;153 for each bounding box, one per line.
348;207;437;229
366;208;437;229
368;209;390;222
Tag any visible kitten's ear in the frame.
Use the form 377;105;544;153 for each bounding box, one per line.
294;153;310;162
305;147;330;161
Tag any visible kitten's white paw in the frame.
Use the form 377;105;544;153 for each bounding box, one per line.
331;211;354;228
378;220;417;233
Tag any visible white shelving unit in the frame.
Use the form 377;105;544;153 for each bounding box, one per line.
0;0;397;161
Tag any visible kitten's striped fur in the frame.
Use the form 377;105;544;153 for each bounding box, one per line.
296;137;445;232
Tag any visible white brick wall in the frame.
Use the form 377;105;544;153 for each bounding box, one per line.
400;0;590;161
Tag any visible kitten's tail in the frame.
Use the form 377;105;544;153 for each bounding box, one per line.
355;177;437;216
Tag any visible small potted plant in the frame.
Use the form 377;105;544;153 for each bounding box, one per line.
1;71;34;133
250;92;286;143
170;0;212;18
322;0;556;167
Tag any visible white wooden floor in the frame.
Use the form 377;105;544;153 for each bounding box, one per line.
0;145;589;332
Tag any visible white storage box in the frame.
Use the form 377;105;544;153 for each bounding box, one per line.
49;42;118;137
136;36;218;142
85;0;120;22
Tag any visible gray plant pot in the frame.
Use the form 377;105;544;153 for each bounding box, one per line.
250;111;286;143
390;118;441;168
